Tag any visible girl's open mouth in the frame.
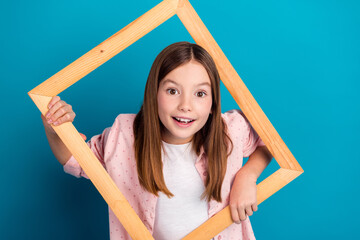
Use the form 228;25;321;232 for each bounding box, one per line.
172;117;195;127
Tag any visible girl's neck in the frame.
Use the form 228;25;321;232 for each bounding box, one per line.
161;140;192;146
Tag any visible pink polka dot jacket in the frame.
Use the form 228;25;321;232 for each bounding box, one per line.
64;109;265;240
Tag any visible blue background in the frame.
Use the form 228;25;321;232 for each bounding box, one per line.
1;0;359;239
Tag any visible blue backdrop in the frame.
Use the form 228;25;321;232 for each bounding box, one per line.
1;0;359;239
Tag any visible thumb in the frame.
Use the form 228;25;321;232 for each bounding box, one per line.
79;133;87;141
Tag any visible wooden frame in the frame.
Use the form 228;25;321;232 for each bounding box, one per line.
28;0;304;239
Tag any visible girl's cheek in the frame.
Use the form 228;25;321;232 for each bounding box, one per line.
197;97;212;108
157;93;167;107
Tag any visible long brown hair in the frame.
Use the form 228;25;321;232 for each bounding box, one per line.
133;41;233;202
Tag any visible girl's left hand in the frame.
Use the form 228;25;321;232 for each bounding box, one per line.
229;170;258;224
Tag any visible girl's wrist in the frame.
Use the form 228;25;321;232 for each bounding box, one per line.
42;119;57;136
236;168;258;182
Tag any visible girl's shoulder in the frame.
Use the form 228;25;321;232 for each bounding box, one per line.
113;113;137;124
221;109;249;127
221;109;255;140
106;113;137;135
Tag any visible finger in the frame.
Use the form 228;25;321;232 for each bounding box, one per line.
49;105;72;124
53;112;75;126
47;104;65;123
239;208;247;221
229;204;241;224
47;96;60;110
252;204;258;212
45;96;61;119
79;133;87;140
245;206;253;217
46;100;66;120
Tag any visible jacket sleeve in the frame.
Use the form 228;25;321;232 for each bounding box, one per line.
63;127;111;179
223;109;266;158
239;111;266;157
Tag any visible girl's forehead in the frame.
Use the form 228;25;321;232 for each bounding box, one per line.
158;60;213;88
160;78;211;88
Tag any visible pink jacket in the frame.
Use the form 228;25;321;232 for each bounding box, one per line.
64;109;265;240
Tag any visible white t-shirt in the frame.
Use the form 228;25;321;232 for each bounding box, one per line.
152;141;209;240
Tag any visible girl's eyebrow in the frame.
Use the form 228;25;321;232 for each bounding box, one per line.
162;79;211;87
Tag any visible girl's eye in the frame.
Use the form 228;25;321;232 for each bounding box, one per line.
196;91;207;97
166;88;178;95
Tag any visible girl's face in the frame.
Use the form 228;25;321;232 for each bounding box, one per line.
157;60;213;145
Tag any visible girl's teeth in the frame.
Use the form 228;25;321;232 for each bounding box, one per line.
175;117;192;123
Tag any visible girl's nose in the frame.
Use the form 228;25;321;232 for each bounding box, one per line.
178;95;192;112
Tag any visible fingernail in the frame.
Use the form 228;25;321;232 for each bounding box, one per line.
46;113;50;118
48;119;53;124
53;121;58;126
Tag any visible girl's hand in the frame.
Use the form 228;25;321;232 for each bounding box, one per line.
229;170;258;224
41;96;86;140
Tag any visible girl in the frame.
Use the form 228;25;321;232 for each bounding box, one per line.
41;41;273;240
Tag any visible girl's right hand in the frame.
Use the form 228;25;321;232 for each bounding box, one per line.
41;96;86;140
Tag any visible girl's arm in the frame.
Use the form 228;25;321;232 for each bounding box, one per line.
238;145;273;180
229;146;273;224
42;114;72;166
41;96;86;166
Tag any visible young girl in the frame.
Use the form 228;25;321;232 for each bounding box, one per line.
41;41;273;240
